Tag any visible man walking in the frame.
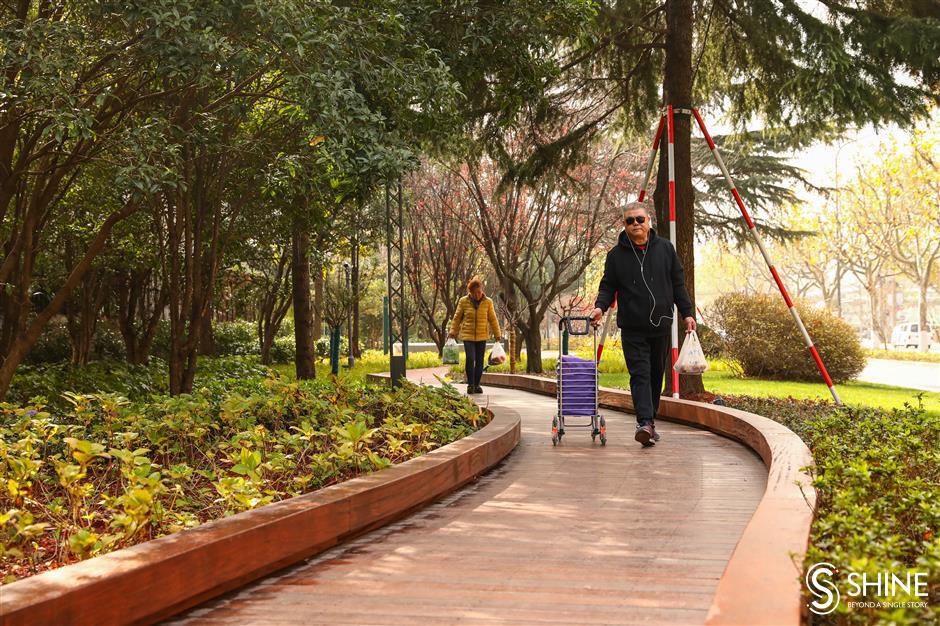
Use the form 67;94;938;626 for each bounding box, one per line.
590;201;695;447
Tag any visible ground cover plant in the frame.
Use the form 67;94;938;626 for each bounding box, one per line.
723;395;940;625
0;367;485;583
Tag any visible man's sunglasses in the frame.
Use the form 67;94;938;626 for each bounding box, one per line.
625;215;647;225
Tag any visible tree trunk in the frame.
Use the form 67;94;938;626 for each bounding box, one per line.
524;321;543;374
351;235;361;358
117;271;165;365
198;303;215;356
313;261;323;343
65;265;106;366
657;0;702;397
918;280;930;352
292;218;316;379
259;324;276;365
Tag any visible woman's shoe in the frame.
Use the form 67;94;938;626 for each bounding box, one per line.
474;385;484;393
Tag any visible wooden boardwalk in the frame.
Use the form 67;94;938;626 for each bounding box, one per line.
168;376;766;625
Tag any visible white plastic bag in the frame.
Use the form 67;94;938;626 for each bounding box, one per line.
442;337;460;365
488;341;506;366
674;330;709;374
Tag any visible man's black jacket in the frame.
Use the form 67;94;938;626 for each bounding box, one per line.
594;228;694;336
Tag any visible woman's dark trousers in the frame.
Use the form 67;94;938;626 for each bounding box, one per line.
621;332;669;426
464;340;486;388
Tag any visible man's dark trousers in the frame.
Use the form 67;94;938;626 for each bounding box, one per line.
621;331;669;426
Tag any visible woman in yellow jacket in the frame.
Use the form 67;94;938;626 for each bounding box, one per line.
449;277;501;394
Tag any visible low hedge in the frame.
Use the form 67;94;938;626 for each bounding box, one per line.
866;349;940;364
711;293;866;382
725;395;939;625
0;370;484;583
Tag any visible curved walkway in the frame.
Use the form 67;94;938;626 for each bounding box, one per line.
168;376;766;625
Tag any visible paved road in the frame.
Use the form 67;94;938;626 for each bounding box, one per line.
859;359;940;392
168;377;766;625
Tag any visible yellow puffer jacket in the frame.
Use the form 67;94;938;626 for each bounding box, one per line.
450;295;501;342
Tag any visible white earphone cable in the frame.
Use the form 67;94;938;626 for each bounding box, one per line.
630;241;673;328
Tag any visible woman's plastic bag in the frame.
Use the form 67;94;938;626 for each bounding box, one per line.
674;330;709;374
442;337;460;365
488;341;506;366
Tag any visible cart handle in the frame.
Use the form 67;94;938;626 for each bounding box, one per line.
558;316;594;336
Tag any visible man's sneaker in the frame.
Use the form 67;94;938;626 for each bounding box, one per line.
634;424;654;447
650;421;661;442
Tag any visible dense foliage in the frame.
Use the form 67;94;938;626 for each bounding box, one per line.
0;370;484;582
726;395;940;625
711;292;866;382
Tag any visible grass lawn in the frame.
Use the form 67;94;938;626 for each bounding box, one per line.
865;348;940;363
599;360;940;417
271;350;444;383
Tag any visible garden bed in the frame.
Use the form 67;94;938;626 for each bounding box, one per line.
722;395;940;625
0;364;486;584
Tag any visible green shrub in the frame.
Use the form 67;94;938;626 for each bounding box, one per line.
212;321;259;356
22;320;72;364
696;322;725;359
725;395;940;625
270;335;296;363
151;320;171;358
8;360;168;408
315;335;348;359
275;319;294;338
92;322;126;360
710;293;865;382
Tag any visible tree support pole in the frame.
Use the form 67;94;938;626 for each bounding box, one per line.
691;108;842;405
666;105;680;398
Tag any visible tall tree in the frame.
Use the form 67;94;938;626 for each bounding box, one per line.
852;130;940;351
407;164;484;355
453;136;634;372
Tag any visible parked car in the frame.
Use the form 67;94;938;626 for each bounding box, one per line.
891;322;937;349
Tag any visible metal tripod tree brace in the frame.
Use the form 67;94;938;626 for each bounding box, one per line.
629;106;842;405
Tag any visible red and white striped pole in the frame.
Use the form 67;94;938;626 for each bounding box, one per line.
638;116;665;202
597;300;617;363
666;105;680;398
691;108;843;405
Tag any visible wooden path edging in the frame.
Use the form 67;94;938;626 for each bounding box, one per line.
481;372;816;626
0;406;520;626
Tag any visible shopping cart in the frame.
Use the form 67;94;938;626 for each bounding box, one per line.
552;316;606;446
